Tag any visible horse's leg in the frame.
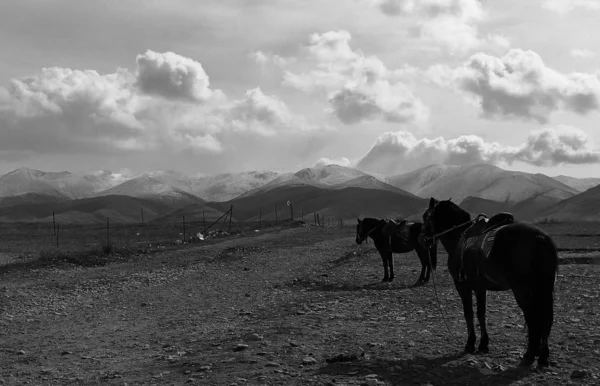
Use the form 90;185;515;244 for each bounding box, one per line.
379;251;389;282
455;280;476;354
512;286;538;366
475;288;489;354
388;252;395;282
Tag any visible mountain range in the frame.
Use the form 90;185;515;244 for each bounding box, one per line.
0;163;598;224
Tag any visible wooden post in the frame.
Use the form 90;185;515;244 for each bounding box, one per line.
289;202;294;221
183;215;186;242
228;205;233;232
52;212;56;235
317;213;320;226
106;217;110;249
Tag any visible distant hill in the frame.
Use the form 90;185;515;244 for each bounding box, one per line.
552;175;600;193
238;165;369;198
0;193;70;208
94;176;204;207
0;195;171;224
534;184;600;221
0;167;130;199
191;171;280;201
331;175;410;194
149;204;230;225
387;164;577;205
211;184;428;222
459;196;512;217
0;167;70;198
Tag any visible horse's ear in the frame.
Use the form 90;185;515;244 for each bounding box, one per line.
447;197;452;202
357;217;361;224
428;197;437;209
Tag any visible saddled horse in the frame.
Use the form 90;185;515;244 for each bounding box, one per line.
355;217;437;283
421;198;558;368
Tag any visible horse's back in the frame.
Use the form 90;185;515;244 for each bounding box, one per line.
490;221;557;274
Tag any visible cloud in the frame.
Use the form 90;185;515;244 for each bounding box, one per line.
135;50;218;102
543;0;600;14
570;48;596;59
282;30;428;125
0;50;321;158
313;157;351;168
248;51;291;67
225;87;323;135
373;0;509;53
356;126;600;174
426;48;600;123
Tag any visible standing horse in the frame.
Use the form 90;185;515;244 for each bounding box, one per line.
355;217;437;283
421;198;558;368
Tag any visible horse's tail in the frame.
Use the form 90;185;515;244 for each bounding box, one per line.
531;233;559;341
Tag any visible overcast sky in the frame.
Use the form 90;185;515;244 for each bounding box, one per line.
1;0;600;177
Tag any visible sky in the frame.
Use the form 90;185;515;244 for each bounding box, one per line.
1;0;600;178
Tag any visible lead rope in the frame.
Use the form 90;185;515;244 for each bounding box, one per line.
427;242;460;343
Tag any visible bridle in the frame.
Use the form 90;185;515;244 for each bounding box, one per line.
421;206;484;245
356;221;383;243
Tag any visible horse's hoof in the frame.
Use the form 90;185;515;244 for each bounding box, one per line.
464;345;476;355
537;357;550;368
382;278;389;282
519;355;536;367
477;346;489;354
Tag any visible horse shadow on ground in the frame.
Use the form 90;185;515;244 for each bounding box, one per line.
291;278;428;292
317;353;532;386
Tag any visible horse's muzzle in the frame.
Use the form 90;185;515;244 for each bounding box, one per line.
355;236;364;245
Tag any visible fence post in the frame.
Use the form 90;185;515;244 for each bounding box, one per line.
183;215;186;242
317;213;320;226
52;212;56;235
228;205;233;233
289;202;294;221
106;217;110;249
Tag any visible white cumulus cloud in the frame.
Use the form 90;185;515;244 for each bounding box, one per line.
0;50;322;158
356;126;600;175
135;50;218;102
373;0;509;54
426;48;600;123
282;30;428;125
313;157;352;168
543;0;600;14
570;48;596;58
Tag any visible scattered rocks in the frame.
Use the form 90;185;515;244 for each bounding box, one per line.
302;356;318;365
233;344;249;352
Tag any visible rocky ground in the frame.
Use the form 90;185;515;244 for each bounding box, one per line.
0;225;599;385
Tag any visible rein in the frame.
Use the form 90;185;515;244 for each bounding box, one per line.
424;216;479;345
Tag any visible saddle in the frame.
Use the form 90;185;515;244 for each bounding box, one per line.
381;218;407;237
457;212;515;282
381;219;410;251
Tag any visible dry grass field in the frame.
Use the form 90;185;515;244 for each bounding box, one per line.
0;221;599;385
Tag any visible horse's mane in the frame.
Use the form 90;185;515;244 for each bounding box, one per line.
437;199;471;223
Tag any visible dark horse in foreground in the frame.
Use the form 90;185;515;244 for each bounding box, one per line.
421;198;558;368
356;217;437;283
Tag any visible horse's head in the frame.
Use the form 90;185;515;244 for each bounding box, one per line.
421;197;469;242
355;217;382;244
